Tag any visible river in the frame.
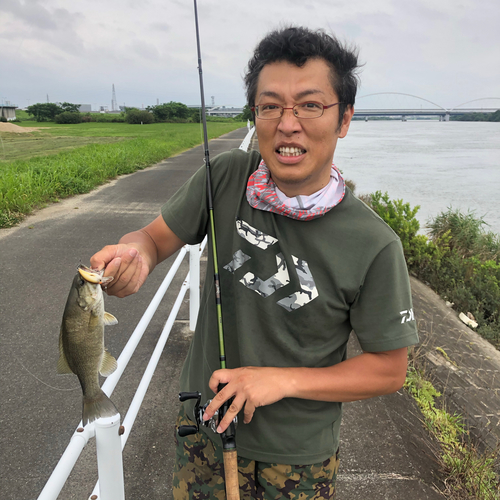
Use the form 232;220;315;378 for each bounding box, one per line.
335;120;500;235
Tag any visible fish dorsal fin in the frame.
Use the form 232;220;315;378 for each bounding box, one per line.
57;328;73;374
100;350;118;377
104;312;118;326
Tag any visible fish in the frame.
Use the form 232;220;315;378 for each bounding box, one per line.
57;264;119;425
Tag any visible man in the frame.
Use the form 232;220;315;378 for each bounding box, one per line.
91;27;418;499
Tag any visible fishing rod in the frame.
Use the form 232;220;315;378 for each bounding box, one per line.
177;1;239;499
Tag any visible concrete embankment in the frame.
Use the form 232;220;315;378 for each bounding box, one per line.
1;126;498;500
410;277;500;460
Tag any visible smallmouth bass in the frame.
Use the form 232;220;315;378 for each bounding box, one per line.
58;265;119;425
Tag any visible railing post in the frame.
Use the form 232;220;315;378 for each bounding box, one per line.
93;414;124;500
189;244;201;331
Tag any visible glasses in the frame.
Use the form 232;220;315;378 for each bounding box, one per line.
252;101;342;120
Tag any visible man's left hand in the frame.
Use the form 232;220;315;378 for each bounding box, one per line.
203;367;289;433
203;348;408;434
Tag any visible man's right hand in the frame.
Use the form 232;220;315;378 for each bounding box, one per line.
89;216;186;298
90;244;149;298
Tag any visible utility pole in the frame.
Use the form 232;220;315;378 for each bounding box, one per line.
111;84;117;111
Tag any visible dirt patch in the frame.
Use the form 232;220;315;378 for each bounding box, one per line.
0;123;42;133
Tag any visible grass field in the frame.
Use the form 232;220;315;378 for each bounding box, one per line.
0;120;244;228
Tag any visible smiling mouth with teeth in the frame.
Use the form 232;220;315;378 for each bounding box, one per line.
278;146;306;157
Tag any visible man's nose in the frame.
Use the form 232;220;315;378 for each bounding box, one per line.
277;108;302;134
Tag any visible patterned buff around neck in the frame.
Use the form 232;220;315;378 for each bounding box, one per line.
246;160;346;221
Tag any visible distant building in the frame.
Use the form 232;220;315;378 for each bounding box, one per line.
206;106;244;118
78;104;92;112
0;106;17;121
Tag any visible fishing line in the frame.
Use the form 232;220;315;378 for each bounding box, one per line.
16;356;80;391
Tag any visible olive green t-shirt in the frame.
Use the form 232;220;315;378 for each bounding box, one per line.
162;148;419;464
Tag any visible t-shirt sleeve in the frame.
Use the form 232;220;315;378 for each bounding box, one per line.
161;164;209;245
349;238;419;352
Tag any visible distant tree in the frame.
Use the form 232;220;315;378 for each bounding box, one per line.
489;110;500;122
168;101;189;119
146;103;169;121
60;102;81;113
236;104;253;122
188;107;201;123
125;108;154;124
26;103;63;121
147;101;190;121
452;110;500;122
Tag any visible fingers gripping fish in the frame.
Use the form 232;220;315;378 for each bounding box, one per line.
57;265;119;426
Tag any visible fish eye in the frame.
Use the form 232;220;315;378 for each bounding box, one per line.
79;278;85;286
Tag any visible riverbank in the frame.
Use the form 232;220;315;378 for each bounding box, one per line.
410;278;500;489
0;121;244;228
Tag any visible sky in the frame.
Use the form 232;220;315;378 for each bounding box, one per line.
1;0;499;111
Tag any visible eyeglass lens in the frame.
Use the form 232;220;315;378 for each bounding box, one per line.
257;102;325;119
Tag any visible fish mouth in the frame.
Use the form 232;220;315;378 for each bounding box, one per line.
78;265;113;285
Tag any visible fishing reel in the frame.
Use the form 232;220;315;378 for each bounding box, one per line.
177;388;237;449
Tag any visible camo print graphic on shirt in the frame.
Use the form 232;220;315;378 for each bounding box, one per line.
227;218;319;310
277;256;319;311
240;252;290;298
223;249;251;273
235;218;278;250
173;407;339;499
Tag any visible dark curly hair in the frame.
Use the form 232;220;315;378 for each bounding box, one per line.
244;26;360;128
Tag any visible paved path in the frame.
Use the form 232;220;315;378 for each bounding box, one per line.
2;126;498;499
0;128;248;500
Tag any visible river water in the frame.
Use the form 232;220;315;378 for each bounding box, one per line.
335;121;500;235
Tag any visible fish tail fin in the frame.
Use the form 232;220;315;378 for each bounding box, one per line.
82;389;118;426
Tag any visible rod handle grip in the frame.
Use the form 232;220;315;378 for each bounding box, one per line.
223;449;240;500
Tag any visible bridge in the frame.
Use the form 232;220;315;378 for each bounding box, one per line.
354;108;498;121
353;94;499;121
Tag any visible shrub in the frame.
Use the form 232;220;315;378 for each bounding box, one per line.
365;191;500;349
427;208;500;262
95;114;124;123
81;113;95;123
54;112;83;124
125;109;154;124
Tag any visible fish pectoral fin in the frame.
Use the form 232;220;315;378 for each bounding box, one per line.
100;350;118;377
57;352;73;374
103;312;118;326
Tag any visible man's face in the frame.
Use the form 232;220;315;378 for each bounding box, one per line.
254;58;354;197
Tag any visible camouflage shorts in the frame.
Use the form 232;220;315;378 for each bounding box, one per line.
173;407;339;500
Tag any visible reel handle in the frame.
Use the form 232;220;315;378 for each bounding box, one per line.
179;391;201;402
178;425;198;437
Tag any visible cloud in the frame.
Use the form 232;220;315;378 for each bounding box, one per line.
1;0;499;109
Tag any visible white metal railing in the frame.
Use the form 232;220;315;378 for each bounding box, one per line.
239;125;255;151
37;125;256;500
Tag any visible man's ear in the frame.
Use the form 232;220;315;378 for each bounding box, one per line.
339;105;355;138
